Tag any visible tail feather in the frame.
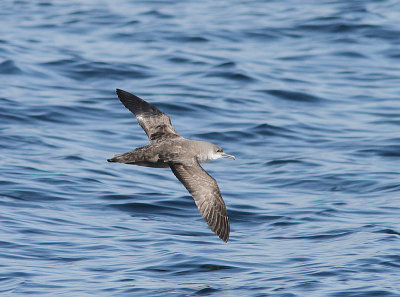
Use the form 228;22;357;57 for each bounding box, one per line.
107;153;130;163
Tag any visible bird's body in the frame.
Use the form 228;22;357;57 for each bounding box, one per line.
108;89;235;242
109;139;221;168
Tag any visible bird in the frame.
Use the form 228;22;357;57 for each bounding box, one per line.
108;89;235;242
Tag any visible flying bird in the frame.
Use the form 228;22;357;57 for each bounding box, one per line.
108;89;235;242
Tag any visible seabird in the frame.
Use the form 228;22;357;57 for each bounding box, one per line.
108;89;235;242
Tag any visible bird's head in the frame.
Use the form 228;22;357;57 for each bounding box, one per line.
213;145;236;160
197;141;235;163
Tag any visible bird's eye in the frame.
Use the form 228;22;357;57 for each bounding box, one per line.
216;148;222;153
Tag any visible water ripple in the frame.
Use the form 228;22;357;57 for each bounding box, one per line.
1;0;400;296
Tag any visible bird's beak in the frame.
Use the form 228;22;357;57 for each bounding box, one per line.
221;153;235;160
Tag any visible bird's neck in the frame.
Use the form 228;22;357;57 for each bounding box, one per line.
197;152;220;164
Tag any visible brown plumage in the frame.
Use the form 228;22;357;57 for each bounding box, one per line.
108;89;235;242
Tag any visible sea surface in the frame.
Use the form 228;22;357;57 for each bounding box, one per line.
1;0;400;296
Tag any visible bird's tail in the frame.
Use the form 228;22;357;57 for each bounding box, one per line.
108;146;168;168
107;149;149;165
107;153;130;163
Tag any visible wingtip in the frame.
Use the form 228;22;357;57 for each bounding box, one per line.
222;229;230;243
216;218;230;243
115;88;142;102
217;232;229;243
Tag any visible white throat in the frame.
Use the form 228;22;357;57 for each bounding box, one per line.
197;151;221;164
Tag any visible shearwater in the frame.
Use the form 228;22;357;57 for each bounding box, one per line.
108;89;235;242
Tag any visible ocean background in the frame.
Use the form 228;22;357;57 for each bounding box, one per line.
1;0;400;296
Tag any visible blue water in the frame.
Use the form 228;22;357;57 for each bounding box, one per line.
1;0;400;296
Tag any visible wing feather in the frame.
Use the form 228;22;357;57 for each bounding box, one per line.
170;161;230;242
116;89;180;142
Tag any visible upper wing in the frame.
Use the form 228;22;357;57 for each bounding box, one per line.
116;89;180;142
170;161;230;242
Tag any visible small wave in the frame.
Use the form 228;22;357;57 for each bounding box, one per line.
296;22;374;34
205;71;255;82
332;51;367;58
194;130;253;142
271;230;353;241
242;28;281;40
215;61;236;68
249;123;296;138
355;145;400;158
4;189;67;202
266;159;319;168
140;9;173;19
0;60;22;74
168;36;209;43
375;229;400;236
109;202;190;218
41;59;152;81
261;89;322;103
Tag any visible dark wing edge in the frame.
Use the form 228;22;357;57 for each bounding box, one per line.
116;89;180;141
170;162;230;242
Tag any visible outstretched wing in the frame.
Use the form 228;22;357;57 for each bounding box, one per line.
170;161;230;242
116;89;180;142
